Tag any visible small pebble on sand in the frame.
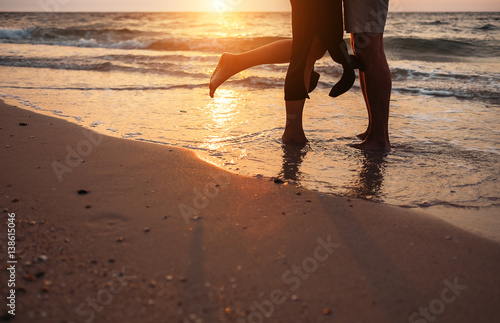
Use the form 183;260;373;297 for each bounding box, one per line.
24;274;35;281
38;255;48;262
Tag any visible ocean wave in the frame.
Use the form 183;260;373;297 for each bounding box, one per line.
0;28;30;40
384;36;499;60
475;24;497;31
229;76;284;89
389;67;493;82
0;56;123;72
0;55;211;79
421;20;450;25
22;26;154;39
0;26;288;53
2;25;498;61
393;87;499;101
3;84;209;92
97;53;218;63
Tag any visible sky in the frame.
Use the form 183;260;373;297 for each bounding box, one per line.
1;0;499;12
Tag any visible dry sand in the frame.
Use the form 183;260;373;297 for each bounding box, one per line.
1;100;499;323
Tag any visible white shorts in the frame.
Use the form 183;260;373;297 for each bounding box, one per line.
344;0;389;34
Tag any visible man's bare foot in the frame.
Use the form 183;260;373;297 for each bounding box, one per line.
209;53;237;98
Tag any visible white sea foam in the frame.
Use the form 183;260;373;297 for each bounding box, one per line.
0;28;29;40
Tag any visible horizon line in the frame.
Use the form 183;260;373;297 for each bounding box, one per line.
1;10;499;13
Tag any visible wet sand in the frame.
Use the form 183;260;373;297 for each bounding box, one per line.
0;100;499;322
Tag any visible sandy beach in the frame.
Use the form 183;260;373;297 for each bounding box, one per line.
1;99;499;322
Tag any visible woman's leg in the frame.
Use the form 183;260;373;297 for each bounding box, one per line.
209;39;293;98
282;36;326;144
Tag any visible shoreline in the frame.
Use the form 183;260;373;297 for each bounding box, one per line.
1;100;499;322
2;94;499;244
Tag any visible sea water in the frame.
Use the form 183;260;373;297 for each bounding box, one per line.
0;12;499;233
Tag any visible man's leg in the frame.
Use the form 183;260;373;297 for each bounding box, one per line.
352;33;391;151
356;71;370;140
209;39;293;98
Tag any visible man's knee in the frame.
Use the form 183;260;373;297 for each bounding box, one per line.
352;33;383;55
352;33;385;64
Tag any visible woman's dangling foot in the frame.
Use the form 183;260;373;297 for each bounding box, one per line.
209;53;237;98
